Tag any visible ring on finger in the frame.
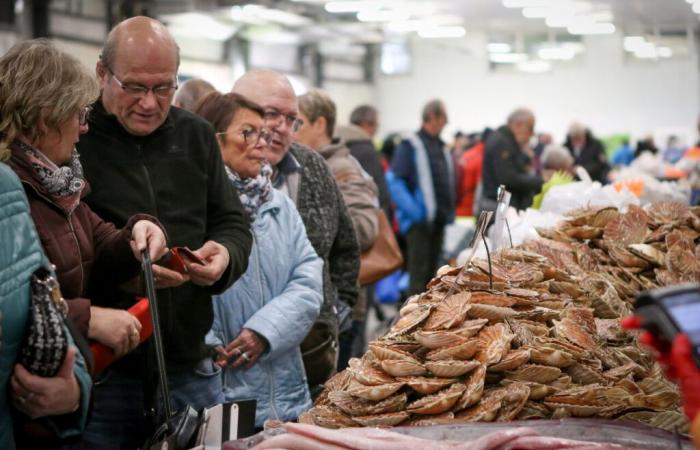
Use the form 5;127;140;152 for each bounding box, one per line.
16;394;26;405
241;352;251;363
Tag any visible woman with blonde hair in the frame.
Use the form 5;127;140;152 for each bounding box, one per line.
0;38;168;447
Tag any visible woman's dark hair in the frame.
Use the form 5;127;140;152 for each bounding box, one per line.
193;92;265;134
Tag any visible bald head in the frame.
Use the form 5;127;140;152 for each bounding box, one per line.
101;16;179;73
232;69;300;165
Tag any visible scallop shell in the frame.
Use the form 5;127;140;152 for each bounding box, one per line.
414;329;469;349
467;303;518;322
380;359;426;377
347;358;394;386
553;318;597;350
315;370;352;406
351;411;410;427
567;363;607;385
529;347;577;368
368;343;417;362
488;349;531;372
328;391;407;417
453;318;490;338
407;384;466;415
387;304;433;337
398;376;458;395
517;401;552;420
469;292;517;307
603;205;649;245
646;201;689;226
608;245;649;268
425;359;480;378
648;411;690;432
643;390;681;409
346;381;405;401
565;225;603;240
496;382;531;421
454;389;504;422
627;244;665;266
453;365;486;411
591;207;620;228
506;364;562;383
543;402;608;417
475;323;514;365
550;375;572;390
501;379;559;401
425;339;479;361
306;405;358;428
422;292;471;330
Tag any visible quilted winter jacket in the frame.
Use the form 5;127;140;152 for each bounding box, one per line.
207;189;322;427
0;163;92;449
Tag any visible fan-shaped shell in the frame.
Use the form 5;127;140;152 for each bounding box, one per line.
469;292;517;307
346;381;405;401
425;339;479;361
475;323;514;365
407;384;465;415
315;370;352;406
553;318;597;350
628;244;665;266
387;304;433;336
496;382;531;421
400;412;454;427
501;379;559;401
399;376;458;395
566;363;607;385
543;402;608;417
468;303;517;322
529;347;577;368
453;365;486;411
454;390;503;422
488;349;531;372
347;358;394;386
506;364;562;383
425;359;480;378
453;318;490;338
414;329;469;349
305;406;357;428
592;207;620;228
608;245;649;268
380;359;426;377
422;292;471;330
603;205;649;245
351;411;410;427
646;201;689;226
565;225;603;240
368;343;417;362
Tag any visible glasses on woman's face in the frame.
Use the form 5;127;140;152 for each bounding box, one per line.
217;126;271;146
79;105;92;126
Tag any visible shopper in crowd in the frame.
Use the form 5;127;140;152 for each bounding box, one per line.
336;105;391;220
564;122;609;184
541;144;575;175
388;99;455;296
635;135;659;158
233;69;359;392
195;92;322;427
0;163;93;449
1;38;167;358
173;78;215;112
456;128;491;217
662;135;686;164
76;17;252;449
611;138;635;167
450;131;469;201
480;108;542;213
296;89;379;370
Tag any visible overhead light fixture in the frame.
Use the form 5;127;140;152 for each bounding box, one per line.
623;36;646;52
567;22;615;35
657;46;673;58
386;19;424;33
489;52;528;63
358;9;410;22
169;12;236;41
325;1;385;13
538;45;579;60
418;25;466;39
693;2;700;13
517;59;552;73
502;0;555;8
488;42;512;53
522;7;550;18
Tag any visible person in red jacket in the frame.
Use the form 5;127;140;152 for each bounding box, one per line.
455;128;491;217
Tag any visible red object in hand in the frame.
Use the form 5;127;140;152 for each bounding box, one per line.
90;298;152;375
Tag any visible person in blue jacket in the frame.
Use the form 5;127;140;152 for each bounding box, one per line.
387;99;455;295
0;162;92;449
195;92;322;427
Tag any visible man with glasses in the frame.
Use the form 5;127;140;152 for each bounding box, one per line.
75;17;252;449
233;69;359;394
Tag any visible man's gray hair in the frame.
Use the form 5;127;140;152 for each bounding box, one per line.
507;107;535;126
422;99;445;122
175;78;216;112
350;105;377;126
541;144;574;171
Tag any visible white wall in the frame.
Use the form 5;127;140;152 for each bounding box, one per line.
374;32;700;147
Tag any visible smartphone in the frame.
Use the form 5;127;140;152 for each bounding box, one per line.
173;246;205;265
161;247;205;274
635;283;700;367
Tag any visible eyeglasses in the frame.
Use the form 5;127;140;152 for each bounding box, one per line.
216;127;271;146
79;105;92;126
105;65;178;99
263;109;303;132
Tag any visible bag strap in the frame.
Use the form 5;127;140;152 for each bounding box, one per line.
141;251;173;420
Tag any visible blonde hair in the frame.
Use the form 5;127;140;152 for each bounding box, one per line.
0;38;98;154
298;88;337;139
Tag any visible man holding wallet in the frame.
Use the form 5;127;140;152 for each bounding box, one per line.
75;17;252;449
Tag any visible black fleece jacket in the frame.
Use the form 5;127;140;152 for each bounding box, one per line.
77;100;252;373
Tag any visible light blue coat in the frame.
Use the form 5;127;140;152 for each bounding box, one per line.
207;189;322;428
0;163;92;449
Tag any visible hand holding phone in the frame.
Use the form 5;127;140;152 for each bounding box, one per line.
161;246;205;274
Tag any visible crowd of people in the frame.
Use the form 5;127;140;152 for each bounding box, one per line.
1;15;700;450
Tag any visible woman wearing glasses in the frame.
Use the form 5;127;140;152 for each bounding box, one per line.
0;40;168;397
194;92;322;428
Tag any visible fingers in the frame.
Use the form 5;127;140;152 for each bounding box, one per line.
152;264;190;288
131;221;168;262
131;221;149;255
188;241;230;287
56;346;77;379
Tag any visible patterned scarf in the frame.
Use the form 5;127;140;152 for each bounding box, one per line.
226;162;273;222
14;139;85;213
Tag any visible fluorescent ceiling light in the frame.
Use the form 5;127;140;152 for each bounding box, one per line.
488;42;512;53
325;1;384;13
522;7;550;18
538;45;578;60
358;9;410;22
386;19;424;33
502;0;555;8
693;2;700;13
169;13;236;41
490;52;528;63
567;22;615;35
517;59;552;73
418;26;466;39
657;46;673;58
623;36;646;52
